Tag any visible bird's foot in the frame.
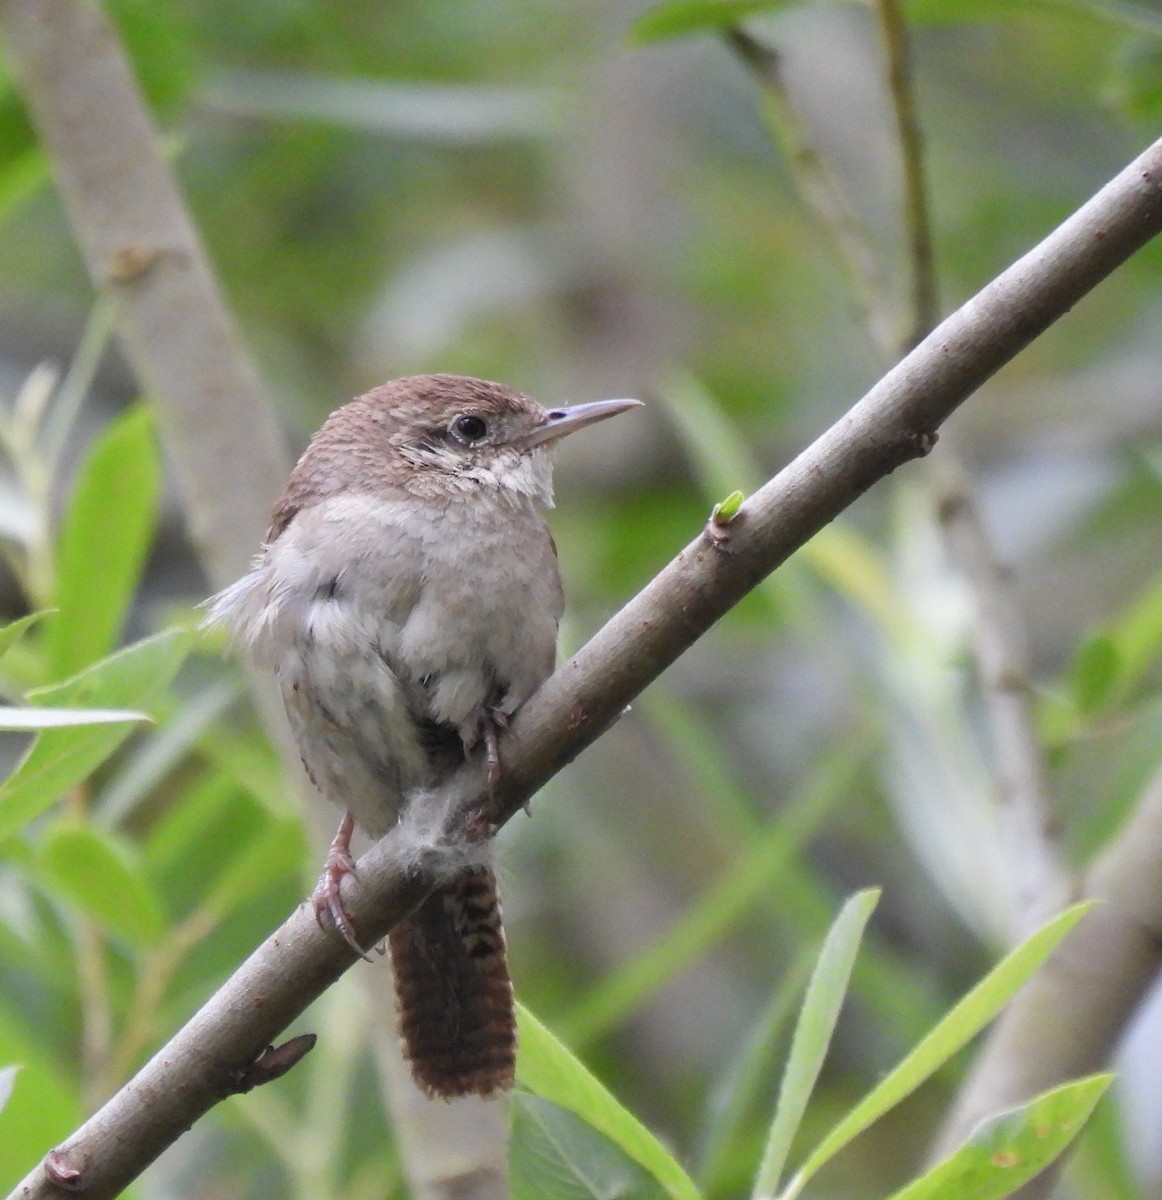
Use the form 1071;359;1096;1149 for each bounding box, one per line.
482;710;508;791
462;710;507;791
312;811;372;961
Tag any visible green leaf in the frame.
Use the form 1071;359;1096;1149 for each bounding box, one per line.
752;890;879;1199
0;611;48;663
629;0;792;45
97;679;238;825
49;406;161;678
904;0;1162;34
140;770;300;931
37;823;166;946
885;1074;1113;1200
106;0;197;116
695;951;812;1193
0;1000;82;1182
516;1004;703;1200
0;707;148;730
0;630;191;841
559;763;845;1046
1071;635;1121;715
659;371;761;499
511;1093;669;1200
659;374;898;636
712;490;746;523
1090;568;1162;710
197;817;305;922
781;903;1093;1198
1107;36;1162;123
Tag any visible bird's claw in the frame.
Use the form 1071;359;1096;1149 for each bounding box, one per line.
481;710;507;793
312;812;372;961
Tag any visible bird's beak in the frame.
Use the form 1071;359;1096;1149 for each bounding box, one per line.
523;397;643;448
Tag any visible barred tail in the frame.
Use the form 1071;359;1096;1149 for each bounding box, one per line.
388;867;516;1099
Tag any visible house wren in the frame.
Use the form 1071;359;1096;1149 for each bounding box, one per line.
205;373;640;1099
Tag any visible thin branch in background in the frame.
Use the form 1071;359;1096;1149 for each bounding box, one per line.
734;1;1067;940
724;27;899;360
932;761;1162;1197
870;0;1067;934
75;920;114;1115
6;137;1160;1200
0;0;289;590
870;11;1128;1196
734;11;1110;1192
935;466;1070;934
873;0;939;347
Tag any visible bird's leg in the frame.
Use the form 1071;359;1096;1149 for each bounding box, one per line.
482;710;507;790
461;710;507;791
312;811;372;960
484;709;534;817
461;710;519;836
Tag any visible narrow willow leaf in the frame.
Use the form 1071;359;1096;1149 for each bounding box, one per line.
38;824;166;947
903;0;1162;37
752;890;880;1199
516;1004;702;1200
511;1093;668;1200
885;1075;1113;1200
629;0;793;45
561;765;845;1045
0;631;191;841
0;1003;82;1178
0;707;147;730
780;904;1093;1198
197;819;304;921
49;406;161;678
1079;566;1162;712
0;611;49;662
96;678;237;825
695;951;812;1192
659;373;897;635
1071;635;1121;715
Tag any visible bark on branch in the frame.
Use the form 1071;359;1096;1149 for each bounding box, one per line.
7;134;1162;1199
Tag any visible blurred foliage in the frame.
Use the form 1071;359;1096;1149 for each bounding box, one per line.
0;0;1160;1197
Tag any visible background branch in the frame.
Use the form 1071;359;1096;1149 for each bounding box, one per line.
932;761;1162;1178
936;469;1070;935
8;135;1162;1200
873;0;1067;941
874;0;938;348
0;0;288;584
725;27;898;360
863;8;1103;1184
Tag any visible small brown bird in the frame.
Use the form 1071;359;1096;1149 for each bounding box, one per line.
206;374;640;1098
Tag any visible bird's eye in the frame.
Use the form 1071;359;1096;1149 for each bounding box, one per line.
451;414;488;442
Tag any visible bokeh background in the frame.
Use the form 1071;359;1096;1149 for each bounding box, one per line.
1;1;1162;1197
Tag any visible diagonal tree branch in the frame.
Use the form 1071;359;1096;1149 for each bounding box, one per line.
7;135;1162;1200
